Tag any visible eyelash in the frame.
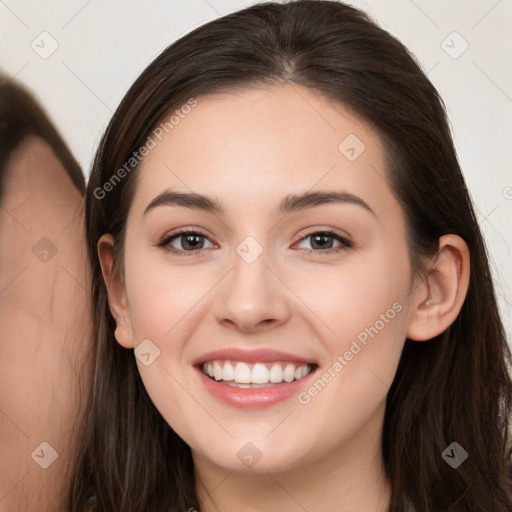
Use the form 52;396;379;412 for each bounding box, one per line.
156;229;352;257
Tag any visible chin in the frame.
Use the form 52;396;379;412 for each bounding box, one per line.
190;435;313;474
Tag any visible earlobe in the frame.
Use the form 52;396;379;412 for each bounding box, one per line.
406;234;470;342
97;233;134;349
114;324;134;349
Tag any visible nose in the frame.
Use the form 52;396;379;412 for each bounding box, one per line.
213;244;291;334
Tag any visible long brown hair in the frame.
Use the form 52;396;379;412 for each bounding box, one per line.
68;1;512;510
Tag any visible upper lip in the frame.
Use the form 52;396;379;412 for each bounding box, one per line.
192;348;317;366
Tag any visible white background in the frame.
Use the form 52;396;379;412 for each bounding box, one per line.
1;0;511;338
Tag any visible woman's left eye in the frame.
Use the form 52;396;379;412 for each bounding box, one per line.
294;230;352;254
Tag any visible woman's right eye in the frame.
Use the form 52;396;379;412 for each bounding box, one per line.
158;230;215;255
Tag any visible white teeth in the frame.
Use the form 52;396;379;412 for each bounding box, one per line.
283;363;295;383
213;361;223;381
226;382;278;388
269;363;283;383
202;360;313;385
251;363;270;384
234;362;251;384
223;362;235;381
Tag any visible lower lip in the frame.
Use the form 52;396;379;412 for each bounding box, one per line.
195;366;318;409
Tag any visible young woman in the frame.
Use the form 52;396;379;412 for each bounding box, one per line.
68;1;512;510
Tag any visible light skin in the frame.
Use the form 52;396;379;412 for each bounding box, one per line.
98;84;470;511
0;136;92;512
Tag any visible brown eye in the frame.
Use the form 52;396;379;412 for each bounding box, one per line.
158;230;215;254
295;230;352;254
176;233;205;250
309;233;335;250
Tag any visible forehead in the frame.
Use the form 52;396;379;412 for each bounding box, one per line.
132;84;400;221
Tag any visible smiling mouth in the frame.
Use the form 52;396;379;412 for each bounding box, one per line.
200;360;317;388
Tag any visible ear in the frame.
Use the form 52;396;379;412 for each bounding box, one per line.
406;234;470;341
97;233;134;349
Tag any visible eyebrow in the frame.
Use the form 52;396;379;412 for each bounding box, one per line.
143;189;376;217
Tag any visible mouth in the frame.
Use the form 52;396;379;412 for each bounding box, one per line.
199;360;317;388
192;348;319;408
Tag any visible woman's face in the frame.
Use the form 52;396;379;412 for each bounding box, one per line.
106;84;423;473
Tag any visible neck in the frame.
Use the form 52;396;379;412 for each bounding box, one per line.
193;400;391;512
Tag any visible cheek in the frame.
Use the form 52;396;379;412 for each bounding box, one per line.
289;249;411;401
292;249;410;343
124;250;215;342
288;260;409;452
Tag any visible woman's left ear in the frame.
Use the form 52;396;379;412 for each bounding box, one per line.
406;234;470;341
